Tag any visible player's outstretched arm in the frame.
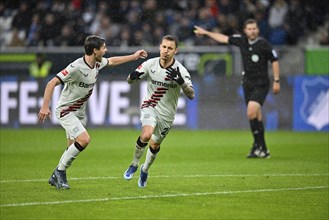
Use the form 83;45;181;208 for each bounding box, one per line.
38;77;61;123
194;25;229;44
108;50;148;66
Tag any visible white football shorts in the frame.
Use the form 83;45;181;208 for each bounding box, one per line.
140;108;173;144
56;110;87;140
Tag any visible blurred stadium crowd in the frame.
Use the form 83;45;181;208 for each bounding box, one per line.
1;0;328;48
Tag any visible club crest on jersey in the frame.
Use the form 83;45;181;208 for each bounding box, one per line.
300;77;329;130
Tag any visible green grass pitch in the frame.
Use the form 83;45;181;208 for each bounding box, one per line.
1;129;328;219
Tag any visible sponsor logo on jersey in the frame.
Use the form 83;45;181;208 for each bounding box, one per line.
61;69;69;76
151;79;177;88
79;82;95;88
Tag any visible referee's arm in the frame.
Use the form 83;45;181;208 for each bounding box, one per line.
272;60;280;95
194;25;229;44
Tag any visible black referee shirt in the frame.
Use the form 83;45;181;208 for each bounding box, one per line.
228;35;278;82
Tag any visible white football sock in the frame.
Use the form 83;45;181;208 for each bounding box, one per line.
58;143;81;171
57;148;67;167
132;145;146;167
142;148;158;172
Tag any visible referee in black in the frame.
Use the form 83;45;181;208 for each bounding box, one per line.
194;19;280;158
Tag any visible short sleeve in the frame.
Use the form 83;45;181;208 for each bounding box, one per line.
179;64;193;87
228;34;245;47
99;57;109;69
56;63;79;84
134;60;149;79
268;47;279;63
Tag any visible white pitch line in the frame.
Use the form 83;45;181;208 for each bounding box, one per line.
1;173;328;183
1;186;328;207
0;176;121;183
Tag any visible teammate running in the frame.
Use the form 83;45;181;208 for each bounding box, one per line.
38;35;147;189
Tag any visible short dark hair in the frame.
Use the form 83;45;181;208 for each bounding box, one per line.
84;35;106;55
161;35;179;48
244;19;258;28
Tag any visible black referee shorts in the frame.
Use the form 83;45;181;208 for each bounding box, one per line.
242;81;270;106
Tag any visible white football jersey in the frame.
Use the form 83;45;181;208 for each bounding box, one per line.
56;57;108;118
136;57;193;121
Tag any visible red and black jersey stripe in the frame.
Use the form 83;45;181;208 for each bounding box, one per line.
141;87;168;109
60;89;93;118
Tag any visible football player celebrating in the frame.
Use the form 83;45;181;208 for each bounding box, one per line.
38;35;147;189
123;35;194;188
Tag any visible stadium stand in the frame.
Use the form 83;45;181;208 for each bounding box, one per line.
0;0;328;48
